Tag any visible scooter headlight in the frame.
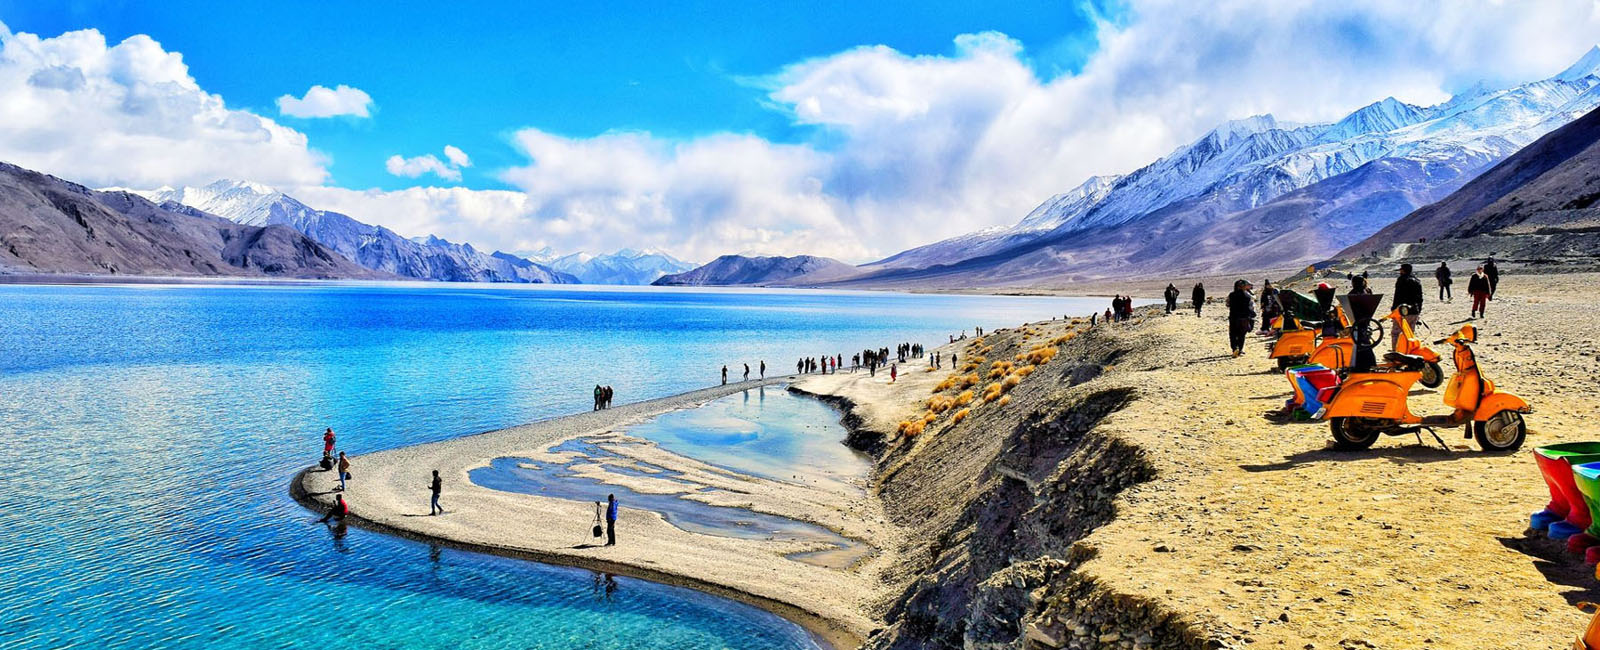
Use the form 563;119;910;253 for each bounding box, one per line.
1459;324;1477;343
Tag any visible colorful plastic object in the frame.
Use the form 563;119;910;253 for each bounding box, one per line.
1286;365;1340;419
1533;443;1600;542
1574;462;1600;562
1575;602;1600;650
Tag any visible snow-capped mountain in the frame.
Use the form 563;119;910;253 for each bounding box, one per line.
131;181;576;284
855;45;1600;284
512;247;696;285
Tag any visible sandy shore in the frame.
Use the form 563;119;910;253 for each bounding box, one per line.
294;376;907;649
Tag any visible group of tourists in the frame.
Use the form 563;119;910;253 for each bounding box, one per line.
798;355;839;374
592;385;615;410
1214;255;1506;356
1107;295;1136;323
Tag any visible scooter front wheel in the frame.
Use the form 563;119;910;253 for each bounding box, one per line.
1474;410;1526;452
1330;417;1382;451
1419;361;1444;389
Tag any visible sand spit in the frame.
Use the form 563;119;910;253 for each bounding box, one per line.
793;272;1600;649
295;377;903;649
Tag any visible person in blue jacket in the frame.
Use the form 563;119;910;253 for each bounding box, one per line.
605;494;618;546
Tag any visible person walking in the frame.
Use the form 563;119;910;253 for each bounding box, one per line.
1191;283;1206;317
593;385;603;411
1468;266;1492;319
1226;279;1256;357
721;365;728;385
1435;262;1453;302
1390;263;1424;351
337;452;351;492
1164;284;1179;314
759;360;765;379
604;494;618;546
428;470;443;515
743;363;750;382
1484;256;1500;297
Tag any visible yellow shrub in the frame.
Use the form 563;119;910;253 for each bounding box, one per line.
1002;374;1021;389
998;395;1011;406
952;408;971;423
1026;346;1058;365
903;419;926;438
933;376;957;393
923;411;938;424
1015;365;1036;377
982;383;1004;402
955;390;974;407
956;373;980;389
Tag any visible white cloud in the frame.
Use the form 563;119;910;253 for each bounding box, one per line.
385;145;471;182
330;1;1600;263
275;84;372;118
6;4;1600;263
385;153;461;181
0;22;329;188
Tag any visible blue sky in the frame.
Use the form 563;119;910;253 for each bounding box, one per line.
1;1;1597;262
0;0;1110;191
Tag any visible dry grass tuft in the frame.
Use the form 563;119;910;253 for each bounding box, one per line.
951;407;971;423
954;389;974;407
998;395;1011;406
982;382;1004;403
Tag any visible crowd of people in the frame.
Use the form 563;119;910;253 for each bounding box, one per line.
592;385;614;410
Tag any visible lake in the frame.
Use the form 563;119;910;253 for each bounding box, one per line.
0;281;1103;649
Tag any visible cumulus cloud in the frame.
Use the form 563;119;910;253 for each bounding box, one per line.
385;145;471;181
0;22;329;188
275;84;373;118
6;3;1600;262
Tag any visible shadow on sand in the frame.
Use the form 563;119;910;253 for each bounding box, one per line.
1240;444;1471;473
1497;535;1600;606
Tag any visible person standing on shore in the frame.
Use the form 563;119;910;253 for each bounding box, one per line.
605;494;618;546
428;470;443;515
759;360;766;379
1468;266;1492;319
743;363;749;382
593;385;603;411
1226;279;1256;357
721;366;728;385
1192;283;1206;317
1484;256;1500;297
1435;262;1453;302
1164;284;1179;314
337;452;351;492
889;363;897;383
323;427;336;457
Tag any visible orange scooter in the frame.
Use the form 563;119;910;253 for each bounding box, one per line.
1324;323;1530;452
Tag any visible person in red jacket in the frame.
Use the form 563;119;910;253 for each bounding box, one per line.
321;494;349;522
322;427;335;456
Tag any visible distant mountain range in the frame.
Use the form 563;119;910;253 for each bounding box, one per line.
125;181;577;283
0;163;380;279
1338;99;1600;263
518;247;696;285
833;45;1600;288
652;254;856;286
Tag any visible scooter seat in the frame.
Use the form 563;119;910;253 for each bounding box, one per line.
1383;351;1426;367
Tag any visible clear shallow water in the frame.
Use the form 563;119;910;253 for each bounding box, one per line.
0;282;1089;649
471;388;871;565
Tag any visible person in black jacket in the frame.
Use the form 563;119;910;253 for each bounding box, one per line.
1191;283;1206;317
1391;263;1424;350
1164;284;1179;314
1435;262;1452;302
1484;256;1500;297
1468;266;1492;319
1226;279;1256;357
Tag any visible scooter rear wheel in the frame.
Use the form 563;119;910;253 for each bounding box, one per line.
1474;410;1526;452
1330;417;1381;451
1419;361;1444;389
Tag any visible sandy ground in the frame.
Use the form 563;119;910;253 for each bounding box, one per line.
1040;272;1599;648
296;377;902;649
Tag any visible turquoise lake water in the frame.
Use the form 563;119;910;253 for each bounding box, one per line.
0;281;1099;649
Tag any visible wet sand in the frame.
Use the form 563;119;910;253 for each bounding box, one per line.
293;376;902;649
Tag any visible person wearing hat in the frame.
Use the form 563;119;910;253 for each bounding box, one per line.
1391;263;1424;351
1226;279;1256;357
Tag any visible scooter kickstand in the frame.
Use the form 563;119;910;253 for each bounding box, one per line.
1422;426;1452;452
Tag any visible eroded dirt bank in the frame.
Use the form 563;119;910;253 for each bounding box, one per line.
795;272;1599;649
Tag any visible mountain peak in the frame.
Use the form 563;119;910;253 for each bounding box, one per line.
203;179;279;196
1204;114;1279;146
1556;45;1600;82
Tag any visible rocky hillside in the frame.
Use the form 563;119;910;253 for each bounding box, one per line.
0;162;380;279
652;254;857;286
1339;103;1600;265
134;181;576;283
